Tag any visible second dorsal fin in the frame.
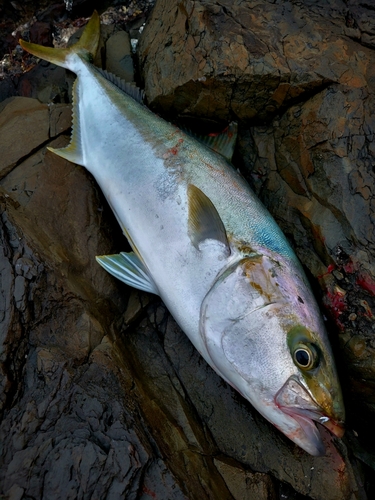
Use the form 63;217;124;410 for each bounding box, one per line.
185;122;238;162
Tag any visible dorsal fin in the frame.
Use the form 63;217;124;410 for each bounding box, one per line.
188;184;230;253
184;122;238;162
95;67;145;104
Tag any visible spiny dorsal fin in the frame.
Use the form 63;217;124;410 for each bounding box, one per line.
184;122;238;162
47;78;83;164
95;67;145;104
188;184;230;252
96;252;159;295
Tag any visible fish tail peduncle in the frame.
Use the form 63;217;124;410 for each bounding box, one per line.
19;10;100;70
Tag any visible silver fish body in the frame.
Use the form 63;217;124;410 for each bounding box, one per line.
20;12;345;456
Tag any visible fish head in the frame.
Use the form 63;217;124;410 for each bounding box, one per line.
200;252;345;456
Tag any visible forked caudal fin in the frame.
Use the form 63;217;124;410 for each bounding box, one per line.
19;11;100;70
19;11;101;166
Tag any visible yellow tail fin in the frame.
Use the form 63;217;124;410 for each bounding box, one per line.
19;11;100;69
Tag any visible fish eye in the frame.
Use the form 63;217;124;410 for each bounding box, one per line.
293;345;317;370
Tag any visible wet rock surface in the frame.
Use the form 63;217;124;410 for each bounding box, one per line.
139;0;375;122
0;0;375;499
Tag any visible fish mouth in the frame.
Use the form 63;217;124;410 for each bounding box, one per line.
275;376;344;456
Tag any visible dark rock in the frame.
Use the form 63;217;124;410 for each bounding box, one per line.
139;0;375;123
29;21;53;46
0;78;17;104
17;62;69;103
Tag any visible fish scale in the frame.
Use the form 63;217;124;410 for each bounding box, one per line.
20;11;345;456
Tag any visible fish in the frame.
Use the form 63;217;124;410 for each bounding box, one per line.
20;11;345;456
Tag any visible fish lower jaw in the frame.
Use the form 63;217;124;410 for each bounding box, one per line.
250;399;326;456
273;400;327;455
280;409;326;456
273;398;346;455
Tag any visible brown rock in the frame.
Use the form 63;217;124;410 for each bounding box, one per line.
0;96;71;181
0;97;49;178
106;31;134;82
214;457;277;500
139;0;375;122
49;103;72;138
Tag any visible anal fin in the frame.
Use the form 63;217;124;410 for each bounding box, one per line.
96;252;159;295
48;78;84;165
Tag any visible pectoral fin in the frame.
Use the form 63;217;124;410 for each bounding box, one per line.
96;252;159;295
188;184;230;253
